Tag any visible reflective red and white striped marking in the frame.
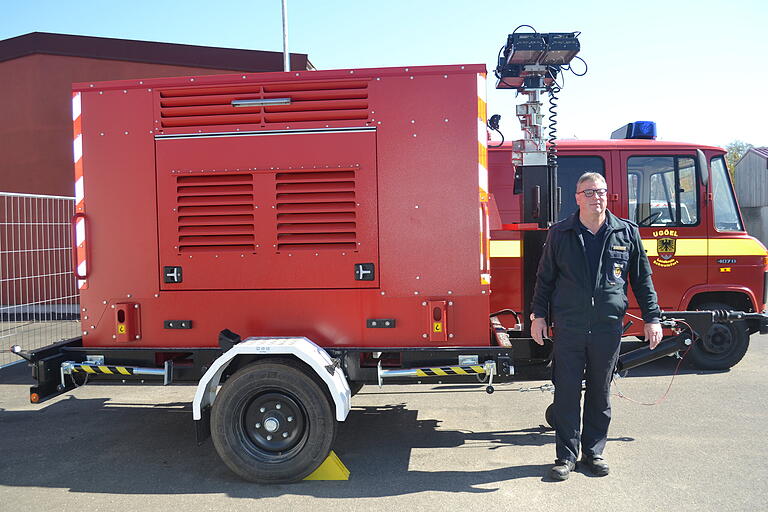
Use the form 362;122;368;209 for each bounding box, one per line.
72;92;88;289
477;73;491;285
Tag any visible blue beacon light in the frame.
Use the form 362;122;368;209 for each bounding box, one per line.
610;121;657;140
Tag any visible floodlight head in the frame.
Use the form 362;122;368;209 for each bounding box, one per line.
495;30;580;90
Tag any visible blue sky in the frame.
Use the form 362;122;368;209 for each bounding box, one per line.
3;0;766;147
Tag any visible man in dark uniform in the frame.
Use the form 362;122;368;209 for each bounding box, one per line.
530;172;663;481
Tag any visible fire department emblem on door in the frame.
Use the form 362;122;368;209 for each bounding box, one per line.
654;236;679;267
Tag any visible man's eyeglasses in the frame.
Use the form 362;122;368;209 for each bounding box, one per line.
577;188;608;198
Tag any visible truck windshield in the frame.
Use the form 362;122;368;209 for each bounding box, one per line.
556;156;606;221
627;155;699;227
710;156;744;231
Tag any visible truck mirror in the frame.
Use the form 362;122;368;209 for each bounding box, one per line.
697;149;709;188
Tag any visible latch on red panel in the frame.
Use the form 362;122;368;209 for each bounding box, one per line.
428;300;448;342
114;302;141;342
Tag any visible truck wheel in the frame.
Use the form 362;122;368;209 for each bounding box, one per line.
689;302;750;370
211;360;336;483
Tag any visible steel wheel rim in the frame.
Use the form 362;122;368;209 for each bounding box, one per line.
701;324;733;356
236;391;308;460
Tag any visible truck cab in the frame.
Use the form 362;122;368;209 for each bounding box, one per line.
489;129;768;369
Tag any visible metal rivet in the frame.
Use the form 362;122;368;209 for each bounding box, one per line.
414;291;419;295
84;316;89;320
111;305;115;309
154;294;159;298
134;304;139;309
282;432;288;438
260;407;266;413
276;404;281;409
266;435;272;440
255;422;261;428
449;334;455;338
287;416;293;422
422;334;428;338
103;300;108;305
127;294;132;298
448;290;453;294
448;301;453;306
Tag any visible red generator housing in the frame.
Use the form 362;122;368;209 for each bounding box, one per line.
74;64;492;350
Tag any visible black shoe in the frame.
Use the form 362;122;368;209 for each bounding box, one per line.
549;459;576;481
580;455;610;476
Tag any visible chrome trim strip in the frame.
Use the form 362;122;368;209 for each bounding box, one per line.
155;126;375;140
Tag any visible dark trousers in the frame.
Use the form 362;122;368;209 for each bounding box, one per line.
552;328;622;463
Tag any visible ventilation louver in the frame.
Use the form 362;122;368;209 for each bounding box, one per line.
175;174;255;253
159;80;369;129
275;169;357;252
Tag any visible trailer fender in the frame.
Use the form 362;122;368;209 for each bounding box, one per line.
192;337;351;422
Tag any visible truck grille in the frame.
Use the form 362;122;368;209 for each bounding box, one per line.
175;174;255;253
158;80;369;129
275;169;357;252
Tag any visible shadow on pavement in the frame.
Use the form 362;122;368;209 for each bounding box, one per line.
0;396;634;497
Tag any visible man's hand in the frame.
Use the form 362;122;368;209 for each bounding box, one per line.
531;315;548;346
645;322;663;349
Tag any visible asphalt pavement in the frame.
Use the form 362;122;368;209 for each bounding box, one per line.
2;334;767;512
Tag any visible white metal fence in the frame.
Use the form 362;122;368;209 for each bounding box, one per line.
1;192;80;368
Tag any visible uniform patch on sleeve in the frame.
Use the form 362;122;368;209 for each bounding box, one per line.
611;245;627;251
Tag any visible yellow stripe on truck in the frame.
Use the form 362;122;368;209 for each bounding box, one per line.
709;238;767;256
491;238;765;258
490;240;521;258
642;238;767;257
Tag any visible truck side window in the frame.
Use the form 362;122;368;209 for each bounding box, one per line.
626;156;699;227
710;156;744;231
557;156;606;221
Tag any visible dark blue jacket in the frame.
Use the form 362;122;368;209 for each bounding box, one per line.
531;210;661;334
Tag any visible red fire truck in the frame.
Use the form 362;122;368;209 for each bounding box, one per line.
12;31;768;483
488;135;768;371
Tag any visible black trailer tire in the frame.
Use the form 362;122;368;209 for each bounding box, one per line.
689;302;750;370
211;360;336;483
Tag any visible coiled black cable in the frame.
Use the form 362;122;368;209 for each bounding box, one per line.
546;74;561;168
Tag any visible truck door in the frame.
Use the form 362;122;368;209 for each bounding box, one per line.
620;150;706;315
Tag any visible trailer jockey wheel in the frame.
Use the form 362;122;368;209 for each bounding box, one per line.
211;360;336;483
544;403;555;430
690;303;750;371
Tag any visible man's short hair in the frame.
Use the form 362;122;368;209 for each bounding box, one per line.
576;172;607;189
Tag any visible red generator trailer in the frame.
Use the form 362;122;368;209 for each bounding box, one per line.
14;31;768;483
